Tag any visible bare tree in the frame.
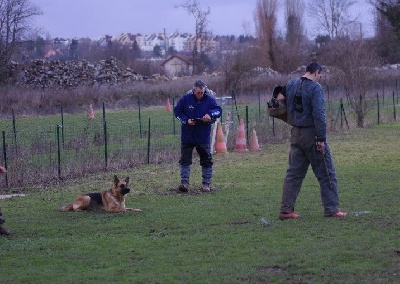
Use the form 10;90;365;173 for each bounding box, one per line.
374;0;400;37
322;38;380;127
219;45;258;92
254;0;278;69
308;0;357;39
176;0;211;74
371;1;400;62
0;0;42;83
285;0;305;46
273;0;308;72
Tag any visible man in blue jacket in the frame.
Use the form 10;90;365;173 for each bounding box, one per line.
279;62;347;220
174;79;222;192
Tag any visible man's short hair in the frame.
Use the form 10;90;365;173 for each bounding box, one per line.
194;79;206;89
306;62;322;74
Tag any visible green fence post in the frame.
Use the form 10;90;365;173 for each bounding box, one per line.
393;91;396;121
377;93;380;125
103;102;108;170
56;125;61;180
147;118;151;164
2;131;8;188
340;98;343;128
272;117;275;137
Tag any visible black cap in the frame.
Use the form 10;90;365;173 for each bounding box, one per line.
306;62;322;74
194;79;206;88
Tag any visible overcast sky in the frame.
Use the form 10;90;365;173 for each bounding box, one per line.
30;0;375;39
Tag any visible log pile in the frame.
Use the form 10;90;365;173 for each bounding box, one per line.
12;57;166;89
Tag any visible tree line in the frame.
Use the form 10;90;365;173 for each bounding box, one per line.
1;0;400;127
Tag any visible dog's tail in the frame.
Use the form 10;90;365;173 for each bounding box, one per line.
58;204;73;212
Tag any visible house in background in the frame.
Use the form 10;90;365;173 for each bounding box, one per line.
161;54;193;77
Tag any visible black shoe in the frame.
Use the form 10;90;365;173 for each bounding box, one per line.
178;183;189;192
0;226;10;236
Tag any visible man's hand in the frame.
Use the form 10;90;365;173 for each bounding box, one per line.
316;141;325;155
202;114;211;123
188;119;196;126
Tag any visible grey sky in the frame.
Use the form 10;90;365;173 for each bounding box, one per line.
30;0;374;39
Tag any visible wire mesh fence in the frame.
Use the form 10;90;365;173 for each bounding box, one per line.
0;88;399;189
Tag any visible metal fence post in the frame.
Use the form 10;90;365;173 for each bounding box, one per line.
272;117;275;137
56;125;61;179
103;102;108;170
147;118;151;164
377;93;380;125
2;131;8;187
393;91;396;121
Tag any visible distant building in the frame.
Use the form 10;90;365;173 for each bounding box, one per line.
161;54;193;77
141;33;166;52
167;32;192;52
97;32;219;54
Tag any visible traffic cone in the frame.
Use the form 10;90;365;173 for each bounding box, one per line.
234;119;248;152
165;98;171;112
88;104;94;120
214;121;227;154
249;129;261;151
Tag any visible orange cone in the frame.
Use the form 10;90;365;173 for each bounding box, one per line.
249;129;261;151
214;121;227;154
165;98;171;112
88;104;94;119
234;119;248;152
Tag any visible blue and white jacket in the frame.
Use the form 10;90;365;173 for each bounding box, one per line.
174;89;222;144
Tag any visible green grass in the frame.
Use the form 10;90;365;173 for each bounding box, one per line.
0;121;399;283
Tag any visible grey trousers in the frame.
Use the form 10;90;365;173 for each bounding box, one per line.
280;127;340;215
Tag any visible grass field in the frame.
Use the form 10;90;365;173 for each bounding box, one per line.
0;121;399;283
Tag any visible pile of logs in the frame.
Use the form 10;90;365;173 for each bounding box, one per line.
12;57;166;89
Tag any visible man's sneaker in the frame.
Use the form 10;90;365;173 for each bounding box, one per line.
279;212;300;220
324;210;348;217
0;226;10;236
201;183;211;192
178;183;189;192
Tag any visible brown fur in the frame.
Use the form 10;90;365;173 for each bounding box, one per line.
59;175;141;213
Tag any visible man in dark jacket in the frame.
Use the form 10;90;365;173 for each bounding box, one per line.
0;164;10;236
279;62;347;220
174;79;222;192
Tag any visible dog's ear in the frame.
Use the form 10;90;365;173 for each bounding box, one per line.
114;175;119;186
125;177;129;185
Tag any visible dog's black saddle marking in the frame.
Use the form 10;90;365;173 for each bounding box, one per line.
85;192;104;209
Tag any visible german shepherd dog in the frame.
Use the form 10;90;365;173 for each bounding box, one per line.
59;175;141;213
